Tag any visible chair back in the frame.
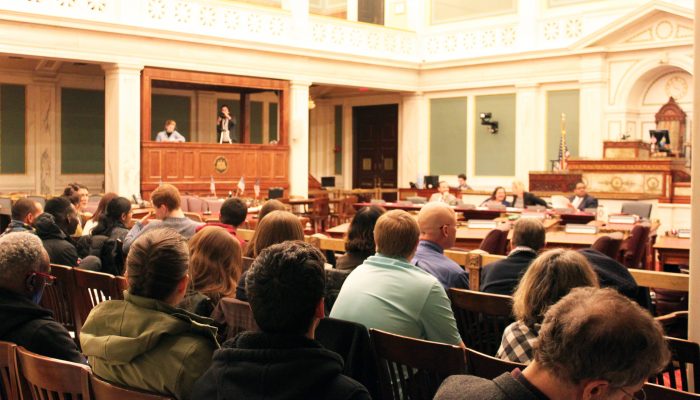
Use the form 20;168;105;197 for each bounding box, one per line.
369;329;466;400
15;346;91;400
478;229;509;255
210;298;259;341
466;348;525;380
179;195;192;212
621;202;653;219
649;337;700;393
188;196;207;213
26;196;46;207
622;225;650;269
40;264;78;340
449;289;514;355
643;383;700;399
73;269;122;334
183;212;204;222
91;374;173;400
0;341;17;400
656;311;689;340
591;235;622;259
324;269;351;313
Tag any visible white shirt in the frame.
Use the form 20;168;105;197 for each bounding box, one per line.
572;196;584;209
155;130;186;142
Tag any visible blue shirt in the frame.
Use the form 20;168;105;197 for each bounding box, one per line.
155;130;186;142
412;240;469;291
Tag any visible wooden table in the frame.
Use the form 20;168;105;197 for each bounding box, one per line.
654;236;690;267
544;231;607;250
287;198;314;214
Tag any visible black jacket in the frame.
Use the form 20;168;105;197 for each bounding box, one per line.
579;248;643;305
511;192;548;208
191;331;370;400
480;250;538;295
568;194;598;211
435;373;540;400
0;289;84;364
34;213;79;267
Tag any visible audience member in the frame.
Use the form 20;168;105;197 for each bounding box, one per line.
579;247;641;304
61;190;84;236
76;196;132;275
331;210;463;346
412;202;468;290
80;228;218;400
123;184;203;254
196;197;247;245
34;197;80;267
435;287;670;400
497;249;598;364
429;181;458;205
456;173;473;190
480;186;510;208
0;232;84;363
82;192;118;236
336;205;385;272
510;180;547;209
237;210;305;300
258;199;287;221
568;181;598;211
155;119;186;142
180;226;242;317
192;241;370;400
63;182;91;231
1;198;42;236
480;219;545;295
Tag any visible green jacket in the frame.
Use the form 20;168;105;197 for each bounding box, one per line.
80;292;219;400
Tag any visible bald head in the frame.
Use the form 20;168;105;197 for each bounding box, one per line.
0;232;49;293
417;202;457;249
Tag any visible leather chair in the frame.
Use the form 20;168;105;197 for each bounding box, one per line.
621;225;650;269
591;235;623;260
479;228;509;256
621;202;653;219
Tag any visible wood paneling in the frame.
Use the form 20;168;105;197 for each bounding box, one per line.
141;142;289;197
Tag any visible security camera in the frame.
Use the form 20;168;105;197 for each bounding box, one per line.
479;112;499;134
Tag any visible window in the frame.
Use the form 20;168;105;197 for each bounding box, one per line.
0;84;26;174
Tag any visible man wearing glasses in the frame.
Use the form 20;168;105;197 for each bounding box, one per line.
0;232;84;363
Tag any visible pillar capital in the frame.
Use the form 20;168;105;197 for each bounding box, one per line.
101;63;144;75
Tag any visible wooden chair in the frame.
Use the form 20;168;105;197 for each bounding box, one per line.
91;374;173;400
210;298;259;341
465;252;506;291
183;212;204;222
0;341;18;400
449;288;514;355
15;346;91;400
369;329;466;400
644;383;700;399
656;311;688;340
308;197;331;233
73;269;123;335
40;264;78;341
466;347;525;380
649;337;700;393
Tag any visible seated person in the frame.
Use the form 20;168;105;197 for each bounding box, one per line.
76;196;132;275
196;197;247;245
238;210;305;300
510;180;547;209
336;206;385;272
480;186;510;208
497;249;599;364
0;232;83;363
429;181;458;205
435;287;670;400
330;210;463;346
412;203;468;290
82;192;118;236
1;198;42;236
63;183;91;230
123;184;203;255
180;226;242;317
456;173;473;190
34;197;80;267
579;246;640;304
192;241;370;400
80;228;218;400
155;119;186;142
480;218;545;295
257;199;287;222
568;181;598;211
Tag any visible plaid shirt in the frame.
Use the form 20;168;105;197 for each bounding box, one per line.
496;320;540;364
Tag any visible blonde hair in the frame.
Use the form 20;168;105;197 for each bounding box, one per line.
373;210;420;260
512;180;526;192
245;210;304;258
188;226;242;300
512;249;598;326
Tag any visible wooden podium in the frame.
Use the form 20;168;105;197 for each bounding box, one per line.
529;171;582;192
603;141;650;159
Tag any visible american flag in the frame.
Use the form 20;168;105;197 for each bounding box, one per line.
210;176;216;196
557;113;569;171
237;176;245;195
254;178;261;199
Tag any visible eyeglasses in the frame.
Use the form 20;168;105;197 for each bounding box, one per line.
620;387;646;400
27;271;56;287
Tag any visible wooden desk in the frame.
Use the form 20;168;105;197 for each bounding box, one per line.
544;231;606;250
654;236;690;267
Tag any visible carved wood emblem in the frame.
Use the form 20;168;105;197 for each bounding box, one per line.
214;156;228;173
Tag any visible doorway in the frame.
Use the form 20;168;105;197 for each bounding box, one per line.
352;104;398;194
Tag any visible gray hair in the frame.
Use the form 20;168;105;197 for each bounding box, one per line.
0;233;46;284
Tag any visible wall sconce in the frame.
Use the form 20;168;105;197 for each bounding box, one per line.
479;112;499;134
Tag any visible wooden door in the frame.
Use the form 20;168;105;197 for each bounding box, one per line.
358;0;384;25
352;104;398;191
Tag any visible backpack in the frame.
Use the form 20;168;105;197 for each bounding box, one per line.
99;236;125;276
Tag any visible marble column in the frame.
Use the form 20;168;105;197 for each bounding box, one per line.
515;84;542;183
688;0;700;350
289;80;311;198
102;63;143;196
399;93;428;187
579;55;606;158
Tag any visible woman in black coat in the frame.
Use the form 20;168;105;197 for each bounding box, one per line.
510;180;548;209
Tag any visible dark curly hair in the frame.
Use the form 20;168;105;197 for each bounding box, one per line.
345;206;385;256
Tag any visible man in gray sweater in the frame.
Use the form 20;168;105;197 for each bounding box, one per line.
123;184;202;255
435;288;669;400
